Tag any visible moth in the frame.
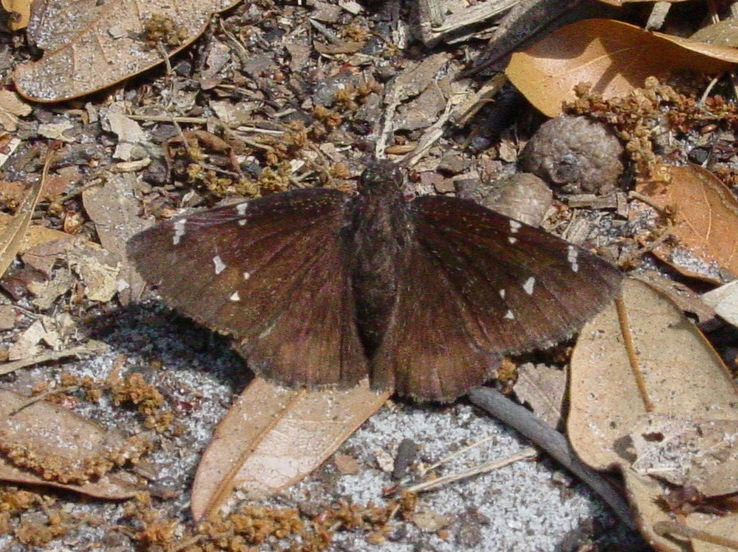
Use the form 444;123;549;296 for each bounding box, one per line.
128;160;622;401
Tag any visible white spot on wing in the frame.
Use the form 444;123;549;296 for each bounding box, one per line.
243;271;251;280
508;236;518;244
509;220;521;234
237;202;248;225
173;218;187;245
567;245;579;273
523;277;535;295
213;255;226;275
229;291;240;302
499;289;506;299
504;310;515;320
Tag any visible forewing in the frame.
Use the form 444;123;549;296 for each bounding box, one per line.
127;188;369;387
409;195;623;355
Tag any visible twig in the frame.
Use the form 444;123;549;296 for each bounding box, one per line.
126;114;208;124
10;385;80;415
468;387;636;529
654;520;738;550
406;447;538;493
0;340;109;376
615;295;654;412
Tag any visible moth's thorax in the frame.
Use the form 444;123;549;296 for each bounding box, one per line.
348;162;412;356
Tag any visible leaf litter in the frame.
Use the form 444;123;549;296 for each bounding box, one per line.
4;1;738;550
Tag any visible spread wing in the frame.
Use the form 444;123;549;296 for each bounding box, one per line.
371;195;623;401
127;188;369;388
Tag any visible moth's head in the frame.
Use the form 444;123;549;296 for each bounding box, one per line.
358;159;404;196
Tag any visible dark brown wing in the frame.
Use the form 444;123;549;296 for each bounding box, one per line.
369;238;502;401
372;195;623;401
127;188;369;388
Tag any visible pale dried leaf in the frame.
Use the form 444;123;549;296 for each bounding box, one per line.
107;111;147;161
0;305;15;330
27;268;75;309
14;0;242;103
191;377;389;521
513;363;566;428
82;173;150;304
411;510;454;532
68;245;120;302
333;454;359;475
387;53;452;104
569;279;738;468
691;18;738;48
630;415;738;497
8;319;47;360
37;121;76;142
634;271;716;326
0;388;145;499
569;279;738;548
622;469;688;552
506;19;738;117
702;280;738;327
0;90;32;131
688;512;738;552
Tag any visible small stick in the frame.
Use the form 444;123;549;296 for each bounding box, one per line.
654;520;738;550
406;447;538;493
615;295;654;412
468;387;636;529
0;340;109;376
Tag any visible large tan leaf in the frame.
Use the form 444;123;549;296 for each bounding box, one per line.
506;19;738;117
191;377;390;522
568;279;738;550
633;164;738;283
13;0;242;103
0;388;147;499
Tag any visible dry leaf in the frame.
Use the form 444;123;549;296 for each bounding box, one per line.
0;305;15;330
691;18;738;47
0;90;32;131
82;173;151;304
107;110;147;161
568;279;738;550
13;0;242;103
630;415;738;497
634;271;716;326
0;162;47;279
702;280;738;327
0;388;146;499
191;377;389;522
0;213;73;256
68;245;121;302
506;19;738;117
633;164;738;283
411;510;453;532
513;363;566;428
8;319;48;360
1;0;32;30
687;512;738;552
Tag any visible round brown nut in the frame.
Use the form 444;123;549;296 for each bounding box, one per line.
519;116;624;194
